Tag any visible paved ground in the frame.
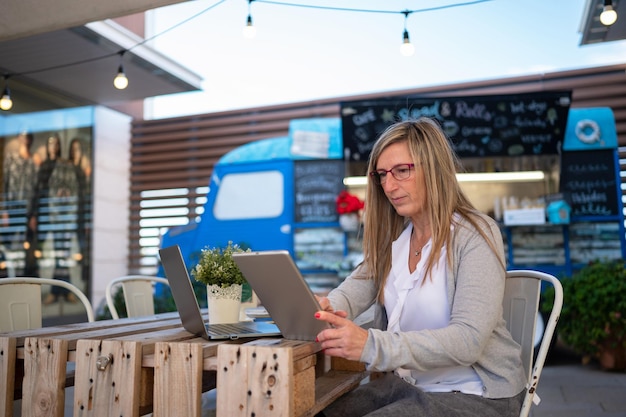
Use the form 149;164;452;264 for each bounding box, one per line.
530;345;626;417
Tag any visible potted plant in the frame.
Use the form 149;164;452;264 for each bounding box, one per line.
336;190;364;232
543;259;626;371
191;241;250;324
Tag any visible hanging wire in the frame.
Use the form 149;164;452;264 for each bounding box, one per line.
254;0;491;15
6;0;229;80
2;0;491;81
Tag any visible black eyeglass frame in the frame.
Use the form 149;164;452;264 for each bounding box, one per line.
369;163;415;185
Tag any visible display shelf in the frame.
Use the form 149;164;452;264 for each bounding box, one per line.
503;218;625;277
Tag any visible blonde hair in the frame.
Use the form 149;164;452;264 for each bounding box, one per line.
361;117;504;302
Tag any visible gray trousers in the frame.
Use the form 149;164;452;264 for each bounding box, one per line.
321;373;524;417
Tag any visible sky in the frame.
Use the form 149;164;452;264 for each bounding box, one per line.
144;0;626;120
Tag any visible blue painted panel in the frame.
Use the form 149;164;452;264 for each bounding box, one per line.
0;106;94;135
563;107;617;151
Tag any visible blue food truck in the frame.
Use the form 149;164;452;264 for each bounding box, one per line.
159;117;356;292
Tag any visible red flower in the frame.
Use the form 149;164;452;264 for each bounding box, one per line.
336;190;364;215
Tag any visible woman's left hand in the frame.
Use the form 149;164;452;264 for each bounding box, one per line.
314;311;368;361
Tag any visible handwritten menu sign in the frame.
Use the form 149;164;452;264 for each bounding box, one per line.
340;91;572;160
560;149;619;217
294;160;345;223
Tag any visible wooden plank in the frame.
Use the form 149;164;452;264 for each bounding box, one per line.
217;343;294;416
330;357;366;372
293;366;315;416
293;354;317;374
22;337;69;417
143;338;226;370
16;317;184;359
153;342;204;417
139;367;155;416
0;336;16;417
8;313;182;348
74;339;142;417
243;338;320;362
300;370;369;417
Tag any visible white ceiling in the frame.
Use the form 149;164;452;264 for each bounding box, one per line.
0;0;187;41
0;0;201;116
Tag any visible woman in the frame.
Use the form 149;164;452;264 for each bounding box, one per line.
2;132;41;276
315;118;526;416
32;134;79;303
68;138;91;284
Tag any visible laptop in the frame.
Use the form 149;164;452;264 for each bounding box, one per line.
159;245;330;341
159;244;281;340
232;250;332;341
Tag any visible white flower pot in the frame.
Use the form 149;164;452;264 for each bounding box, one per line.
339;213;360;232
206;283;243;324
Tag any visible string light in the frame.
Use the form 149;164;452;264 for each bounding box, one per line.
600;0;618;26
1;0;489;107
113;51;129;90
243;0;257;39
0;76;12;111
400;10;415;57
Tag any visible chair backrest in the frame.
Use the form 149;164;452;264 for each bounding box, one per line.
0;277;95;332
503;270;563;417
105;275;170;319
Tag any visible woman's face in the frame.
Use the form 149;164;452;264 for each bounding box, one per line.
71;141;82;163
47;137;60;159
376;141;427;220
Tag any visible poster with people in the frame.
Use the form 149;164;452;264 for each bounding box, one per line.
1;107;93;318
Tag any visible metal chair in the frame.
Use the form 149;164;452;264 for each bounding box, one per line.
105;275;170;319
503;270;563;417
0;277;95;331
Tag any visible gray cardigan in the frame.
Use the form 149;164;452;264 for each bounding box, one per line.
327;213;526;399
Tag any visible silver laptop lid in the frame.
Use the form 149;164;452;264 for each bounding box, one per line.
159;245;209;338
232;250;331;341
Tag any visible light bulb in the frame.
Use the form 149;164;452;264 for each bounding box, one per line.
243;15;256;39
400;30;415;57
114;65;129;90
600;5;617;26
0;87;12;110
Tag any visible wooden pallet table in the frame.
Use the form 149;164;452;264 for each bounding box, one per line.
1;313;367;417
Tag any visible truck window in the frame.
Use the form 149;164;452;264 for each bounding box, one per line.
214;171;284;220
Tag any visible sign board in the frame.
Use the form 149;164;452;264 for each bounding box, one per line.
341;91;572;161
294;160;345;223
563;107;617;151
560;149;619;217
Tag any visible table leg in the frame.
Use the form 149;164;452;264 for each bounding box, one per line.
217;344;294;416
0;336;16;417
22;337;68;417
74;339;142;417
153;342;203;417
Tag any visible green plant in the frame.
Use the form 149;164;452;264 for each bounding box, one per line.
190;241;250;287
543;260;626;363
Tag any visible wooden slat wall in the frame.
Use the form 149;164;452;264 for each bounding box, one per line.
130;63;626;274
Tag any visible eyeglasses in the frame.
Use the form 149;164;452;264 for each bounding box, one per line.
369;163;415;185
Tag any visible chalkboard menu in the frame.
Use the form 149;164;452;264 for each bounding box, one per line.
294;160;345;223
560;149;619;217
341;91;572;160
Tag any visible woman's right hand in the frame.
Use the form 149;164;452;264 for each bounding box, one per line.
315;296;348;318
315;295;333;312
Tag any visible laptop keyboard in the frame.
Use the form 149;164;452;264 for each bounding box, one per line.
206;322;259;336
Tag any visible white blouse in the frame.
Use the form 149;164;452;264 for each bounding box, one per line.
384;223;483;395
